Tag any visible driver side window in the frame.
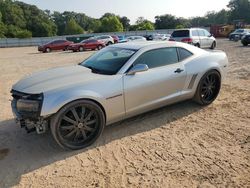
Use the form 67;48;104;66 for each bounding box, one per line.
204;30;211;37
133;48;179;69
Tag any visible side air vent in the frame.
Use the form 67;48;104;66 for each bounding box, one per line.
188;74;198;89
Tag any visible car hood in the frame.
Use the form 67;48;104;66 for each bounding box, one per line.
12;65;109;94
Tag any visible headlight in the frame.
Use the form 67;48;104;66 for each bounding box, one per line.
17;99;40;112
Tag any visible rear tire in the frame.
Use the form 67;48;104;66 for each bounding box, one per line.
242;42;248;46
79;46;84;52
195;43;200;48
193;70;221;105
106;41;112;46
50;100;105;150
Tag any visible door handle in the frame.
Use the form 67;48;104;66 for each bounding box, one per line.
174;68;184;73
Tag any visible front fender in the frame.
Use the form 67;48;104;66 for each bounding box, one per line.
41;89;105;117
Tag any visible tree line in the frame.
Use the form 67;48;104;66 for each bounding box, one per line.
0;0;250;38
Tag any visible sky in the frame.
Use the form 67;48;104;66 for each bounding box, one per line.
20;0;230;23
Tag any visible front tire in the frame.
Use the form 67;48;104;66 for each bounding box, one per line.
45;47;51;53
193;70;221;105
97;45;103;50
242;42;248;46
210;41;216;49
64;46;69;51
50;100;105;150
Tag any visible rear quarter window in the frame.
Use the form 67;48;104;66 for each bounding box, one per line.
178;48;193;61
172;30;190;37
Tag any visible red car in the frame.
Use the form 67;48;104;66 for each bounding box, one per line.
111;35;119;43
68;39;106;52
38;40;73;53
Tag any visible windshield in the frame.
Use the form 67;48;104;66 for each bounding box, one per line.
80;47;136;75
235;29;244;33
80;39;87;43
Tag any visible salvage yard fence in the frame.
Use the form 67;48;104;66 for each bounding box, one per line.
0;28;210;48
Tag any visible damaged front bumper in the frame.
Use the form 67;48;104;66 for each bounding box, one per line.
11;90;49;134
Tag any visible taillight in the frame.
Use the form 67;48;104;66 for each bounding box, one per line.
181;38;193;43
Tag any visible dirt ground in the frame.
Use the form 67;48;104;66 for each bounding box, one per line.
0;39;249;188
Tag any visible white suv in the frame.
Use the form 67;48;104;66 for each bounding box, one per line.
170;28;216;49
92;35;114;46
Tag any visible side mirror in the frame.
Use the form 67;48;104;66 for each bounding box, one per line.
127;64;149;75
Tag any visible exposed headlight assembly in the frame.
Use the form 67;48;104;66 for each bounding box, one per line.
11;90;43;118
17;99;40;112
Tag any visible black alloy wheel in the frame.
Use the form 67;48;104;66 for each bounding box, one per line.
194;70;221;105
50;100;105;150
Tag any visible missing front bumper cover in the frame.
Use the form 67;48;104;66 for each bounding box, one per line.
15;118;48;134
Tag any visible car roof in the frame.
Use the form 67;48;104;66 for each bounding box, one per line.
111;41;206;54
112;41;160;50
113;41;182;49
127;36;144;38
173;28;205;31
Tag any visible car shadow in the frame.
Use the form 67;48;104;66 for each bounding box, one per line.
236;45;250;48
0;100;203;187
27;52;46;55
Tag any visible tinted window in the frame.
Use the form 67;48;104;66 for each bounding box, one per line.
81;47;136;75
198;30;205;36
100;36;109;39
86;39;96;43
178;48;193;61
192;30;199;36
54;40;65;44
96;36;103;39
172;30;190;37
133;48;178;69
51;40;59;44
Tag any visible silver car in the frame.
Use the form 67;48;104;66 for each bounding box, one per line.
11;41;228;150
126;36;147;42
91;35;114;45
229;29;250;40
152;34;171;41
171;28;217;49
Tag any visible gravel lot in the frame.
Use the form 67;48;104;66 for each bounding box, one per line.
0;39;249;187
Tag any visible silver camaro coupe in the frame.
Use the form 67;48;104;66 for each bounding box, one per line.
11;41;228;150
